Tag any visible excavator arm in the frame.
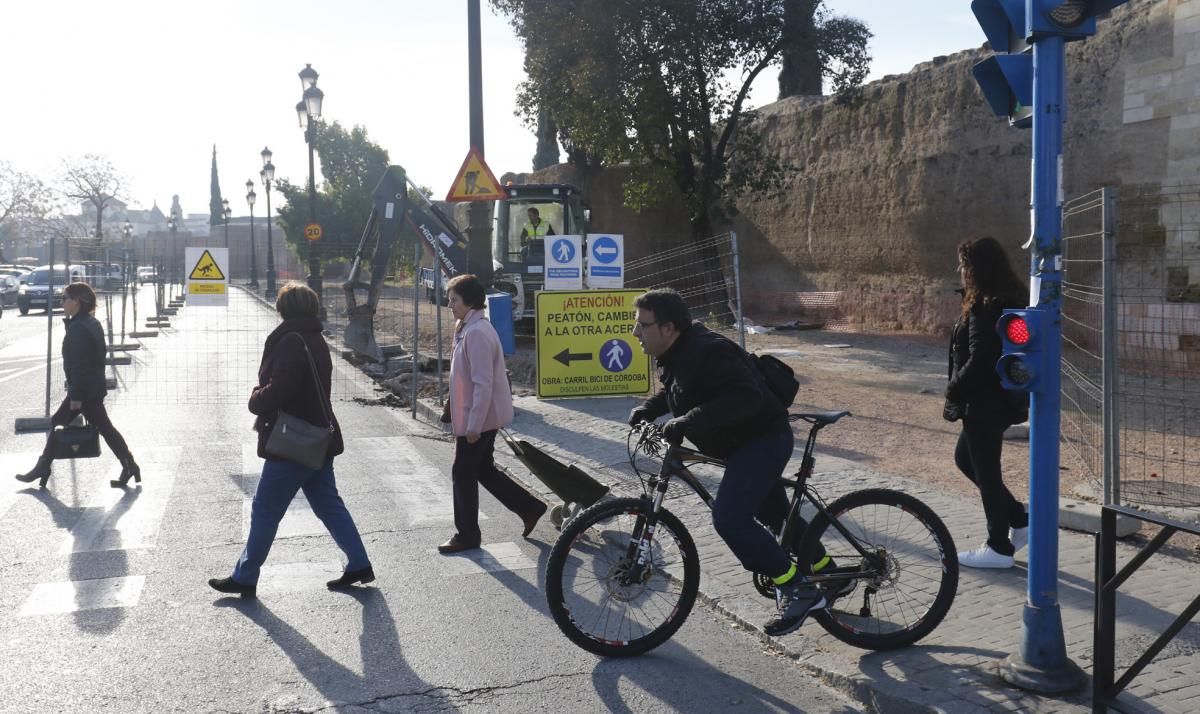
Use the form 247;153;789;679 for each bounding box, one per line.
342;165;469;362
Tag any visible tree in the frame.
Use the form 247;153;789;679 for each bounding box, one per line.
778;0;872;99
60;154;124;240
209;145;225;226
274;121;390;268
492;0;871;241
0;161;52;262
532;109;561;171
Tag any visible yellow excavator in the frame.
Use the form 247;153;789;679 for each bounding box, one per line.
343;166;590;361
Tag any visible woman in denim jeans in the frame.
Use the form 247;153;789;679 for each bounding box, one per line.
208;282;372;597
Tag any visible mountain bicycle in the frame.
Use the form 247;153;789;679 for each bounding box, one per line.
545;411;960;657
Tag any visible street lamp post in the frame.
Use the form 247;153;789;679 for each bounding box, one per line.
297;63;325;307
221;198;231;251
261;147;277;299
246;179;258;288
122;221;133;289
166;215;178;299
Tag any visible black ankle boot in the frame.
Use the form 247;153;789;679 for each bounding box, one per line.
110;456;142;488
16;457;52;487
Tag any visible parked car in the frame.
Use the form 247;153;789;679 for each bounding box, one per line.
0;267;30;285
0;274;19;306
16;264;84;315
137;266;158;284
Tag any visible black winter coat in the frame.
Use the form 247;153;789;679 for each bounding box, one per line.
640;322;786;458
249;317;344;462
944;297;1026;426
62;312;108;402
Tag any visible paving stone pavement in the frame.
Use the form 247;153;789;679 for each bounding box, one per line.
415;394;1200;713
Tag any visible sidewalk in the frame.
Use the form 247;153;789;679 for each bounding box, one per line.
413;394;1200;713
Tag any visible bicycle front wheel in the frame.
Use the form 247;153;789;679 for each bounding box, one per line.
796;488;959;650
545;497;700;657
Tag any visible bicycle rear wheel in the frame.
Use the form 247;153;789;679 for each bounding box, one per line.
545;497;700;657
796;488;958;650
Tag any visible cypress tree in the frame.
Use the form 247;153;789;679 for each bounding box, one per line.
209;145;224;226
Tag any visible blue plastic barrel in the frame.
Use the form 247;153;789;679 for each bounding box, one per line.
486;292;516;355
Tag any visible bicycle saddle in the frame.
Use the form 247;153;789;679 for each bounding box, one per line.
791;410;851;425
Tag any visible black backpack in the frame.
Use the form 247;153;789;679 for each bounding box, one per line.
750;353;800;408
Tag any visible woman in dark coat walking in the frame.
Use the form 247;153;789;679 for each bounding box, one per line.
16;281;140;488
944;236;1030;569
208;282;372;597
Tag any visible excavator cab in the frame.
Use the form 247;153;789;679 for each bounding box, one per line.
493;184;589;321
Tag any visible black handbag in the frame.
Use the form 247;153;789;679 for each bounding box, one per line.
49;424;102;459
263;335;335;470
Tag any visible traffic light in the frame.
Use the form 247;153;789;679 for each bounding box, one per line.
995;308;1051;391
971;0;1033;128
1028;1;1130;40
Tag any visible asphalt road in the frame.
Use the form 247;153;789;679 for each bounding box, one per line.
0;288;861;714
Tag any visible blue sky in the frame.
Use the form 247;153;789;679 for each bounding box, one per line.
1;1;984;219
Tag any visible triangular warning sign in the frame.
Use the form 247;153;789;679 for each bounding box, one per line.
445;147;505;202
188;249;226;280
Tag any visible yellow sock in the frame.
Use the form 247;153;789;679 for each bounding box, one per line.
772;563;798;586
812;555;831;572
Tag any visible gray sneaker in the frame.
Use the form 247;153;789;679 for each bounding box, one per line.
763;580;826;637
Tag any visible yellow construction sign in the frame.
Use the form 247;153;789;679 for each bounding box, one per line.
188;249;226;280
185;247;229;306
536;290;651;399
445;146;505;202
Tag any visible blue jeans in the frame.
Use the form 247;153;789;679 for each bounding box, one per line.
712;422;796;579
233;458;371;586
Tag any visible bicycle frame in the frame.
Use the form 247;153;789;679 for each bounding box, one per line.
631;420;886;583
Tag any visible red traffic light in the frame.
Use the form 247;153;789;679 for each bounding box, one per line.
1005;316;1032;346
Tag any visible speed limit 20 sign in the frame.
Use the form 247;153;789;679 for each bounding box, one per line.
304;222;323;242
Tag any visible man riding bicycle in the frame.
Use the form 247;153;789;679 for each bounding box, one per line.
628;288;825;636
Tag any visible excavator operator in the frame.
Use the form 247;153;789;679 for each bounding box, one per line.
519;207;555;250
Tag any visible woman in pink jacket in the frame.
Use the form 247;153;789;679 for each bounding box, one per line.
438;274;546;554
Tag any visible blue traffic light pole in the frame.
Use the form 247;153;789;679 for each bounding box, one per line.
998;32;1084;693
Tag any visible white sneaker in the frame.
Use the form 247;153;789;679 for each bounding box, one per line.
1010;526;1028;552
958;544;1015;569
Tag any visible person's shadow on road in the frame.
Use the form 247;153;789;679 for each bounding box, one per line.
478;535;830;712
216;588;458;712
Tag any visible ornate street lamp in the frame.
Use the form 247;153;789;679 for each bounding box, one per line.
166;215;178;297
221;198;231;250
261;146;277;299
246;179;258;288
297;63;325;311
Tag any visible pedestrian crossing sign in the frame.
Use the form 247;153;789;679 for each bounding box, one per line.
445;146;505;202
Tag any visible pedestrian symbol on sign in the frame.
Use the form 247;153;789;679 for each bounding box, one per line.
601;339;632;373
552;238;575;264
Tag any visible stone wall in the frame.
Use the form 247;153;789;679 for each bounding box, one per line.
519;0;1195;335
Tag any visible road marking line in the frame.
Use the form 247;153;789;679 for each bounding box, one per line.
437;542;536;576
19;575;146;616
0;358;62;386
255;560;344;592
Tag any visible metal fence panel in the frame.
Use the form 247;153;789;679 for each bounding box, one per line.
1062;185;1200;518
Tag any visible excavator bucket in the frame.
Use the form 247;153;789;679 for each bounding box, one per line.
343;310;383;363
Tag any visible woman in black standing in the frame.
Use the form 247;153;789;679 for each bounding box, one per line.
945;236;1030;569
15;281;140;488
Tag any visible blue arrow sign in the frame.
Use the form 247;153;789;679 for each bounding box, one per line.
591;236;619;264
